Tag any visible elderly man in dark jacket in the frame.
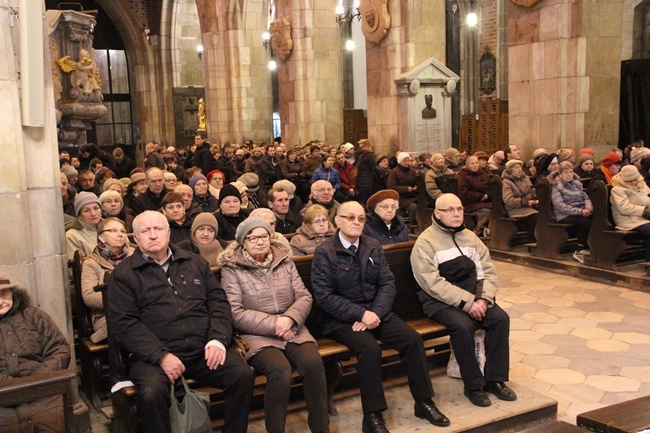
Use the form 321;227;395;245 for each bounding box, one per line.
311;202;449;433
108;211;254;433
387;152;420;225
131;167;168;216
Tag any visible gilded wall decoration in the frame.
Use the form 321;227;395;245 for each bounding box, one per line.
270;18;293;62
358;0;390;44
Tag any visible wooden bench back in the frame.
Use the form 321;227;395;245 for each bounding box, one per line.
70;250;95;341
533;177;555;231
488;175;508;220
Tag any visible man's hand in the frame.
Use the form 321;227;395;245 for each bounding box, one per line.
352;321;368;332
205;345;227;370
159;353;185;382
361;311;381;329
468;299;488;321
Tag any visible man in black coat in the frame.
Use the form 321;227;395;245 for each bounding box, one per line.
311;202;449;433
131;167;168;216
267;187;302;234
108;211;254;433
191;133;214;175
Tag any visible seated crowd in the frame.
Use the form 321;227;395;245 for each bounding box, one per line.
47;138;650;433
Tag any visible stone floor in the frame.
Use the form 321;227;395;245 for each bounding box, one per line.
89;260;650;432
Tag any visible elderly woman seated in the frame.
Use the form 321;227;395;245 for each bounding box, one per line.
81;218;134;343
65;192;102;260
0;272;71;432
573;153;597;186
590;152;622;187
290;205;336;256
549;161;593;263
99;189;133;232
191;173;219;213
161;192;193;245
424;153;454;205
458;156;492;236
501;160;539;241
214;184;251;241
362;190;410;245
176;213;226;266
218;218;330;433
249;208;293;255
610;165;650;262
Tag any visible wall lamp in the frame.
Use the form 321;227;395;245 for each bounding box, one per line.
335;1;361;25
196;44;203;60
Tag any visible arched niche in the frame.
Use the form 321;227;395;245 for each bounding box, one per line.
633;0;650;58
171;0;204;87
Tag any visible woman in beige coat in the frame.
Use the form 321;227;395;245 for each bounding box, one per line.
610;165;650;261
81;218;134;343
218;218;329;433
290;205;336;256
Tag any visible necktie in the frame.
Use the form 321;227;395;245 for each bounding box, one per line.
348;244;357;255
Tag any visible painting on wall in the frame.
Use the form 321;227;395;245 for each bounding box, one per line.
479;46;496;96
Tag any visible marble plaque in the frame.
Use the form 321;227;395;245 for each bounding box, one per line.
415;122;442;150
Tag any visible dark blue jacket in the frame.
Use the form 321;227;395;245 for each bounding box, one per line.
311;233;395;335
362;212;410;245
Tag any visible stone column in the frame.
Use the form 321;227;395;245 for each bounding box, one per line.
274;0;344;145
197;0;272;145
509;0;623;159
365;0;447;155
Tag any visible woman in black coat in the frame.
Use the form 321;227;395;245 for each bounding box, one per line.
354;140;376;204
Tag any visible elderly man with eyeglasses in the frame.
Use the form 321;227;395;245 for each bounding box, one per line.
311;201;450;433
411;193;516;408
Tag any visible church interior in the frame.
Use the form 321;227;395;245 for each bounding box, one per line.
1;0;649;432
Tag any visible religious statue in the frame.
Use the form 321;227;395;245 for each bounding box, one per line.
57;48;102;96
197;97;207;131
422;94;437;119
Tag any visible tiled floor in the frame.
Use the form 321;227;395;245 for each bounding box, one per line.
89;260;650;431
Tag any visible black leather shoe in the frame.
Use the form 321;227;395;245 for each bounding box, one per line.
362;412;390;433
483;381;518;401
414;399;451;427
464;388;492;407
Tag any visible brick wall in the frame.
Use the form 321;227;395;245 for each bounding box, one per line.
124;0;162;34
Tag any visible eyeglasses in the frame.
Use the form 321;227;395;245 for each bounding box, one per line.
102;228;127;235
339;215;367;223
376;204;398;210
436;207;465;214
245;233;270;244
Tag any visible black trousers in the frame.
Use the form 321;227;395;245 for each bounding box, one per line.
250;343;329;433
328;315;434;414
129;348;255;433
430;304;510;390
558;215;591;247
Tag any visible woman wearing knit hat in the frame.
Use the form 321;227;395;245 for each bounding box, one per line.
218;218;330;433
81;218;134;343
610;165;650;261
549;161;593;263
573;153;596;185
103;178;125;196
190;173;219;213
214;183;251;241
501;160;538;242
590;152;622;186
99;189;133;232
363;189;410;245
290;205;336;255
177;212;227;267
65;192;102;260
207;169;225;199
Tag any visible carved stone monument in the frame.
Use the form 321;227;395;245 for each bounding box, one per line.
394;57;460;154
358;0;391;44
47;10;107;146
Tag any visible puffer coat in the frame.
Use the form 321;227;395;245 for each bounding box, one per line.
501;170;538;218
610;173;650;230
219;242;315;360
458;167;492;213
290;220;337;256
549;171;592;221
0;289;71;433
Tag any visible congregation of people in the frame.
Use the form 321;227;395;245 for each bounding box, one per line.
19;136;649;433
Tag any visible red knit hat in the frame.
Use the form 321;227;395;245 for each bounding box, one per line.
600;152;622;168
206;169;225;183
579;147;595;157
366;189;399;211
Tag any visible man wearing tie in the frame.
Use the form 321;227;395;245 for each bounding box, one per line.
311;202;450;433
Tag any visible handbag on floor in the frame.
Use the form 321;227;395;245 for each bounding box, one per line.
447;329;486;379
169;375;212;433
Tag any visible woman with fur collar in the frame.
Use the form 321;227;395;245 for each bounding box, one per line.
0;272;71;432
218;218;329;433
610;165;650;261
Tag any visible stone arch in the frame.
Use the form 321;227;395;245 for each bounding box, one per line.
633;0;650;58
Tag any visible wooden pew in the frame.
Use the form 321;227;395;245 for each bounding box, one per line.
585;180;647;270
99;241;448;432
577;395;650;433
530;177;574;259
69;250;108;411
0;370;77;433
486;175;531;251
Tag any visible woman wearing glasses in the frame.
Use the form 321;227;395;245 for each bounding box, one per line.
219;218;330;433
81;218;134;343
290;205;336;256
363;189;410;245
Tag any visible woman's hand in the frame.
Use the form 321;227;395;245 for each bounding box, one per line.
275;316;294;340
581;208;592;217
